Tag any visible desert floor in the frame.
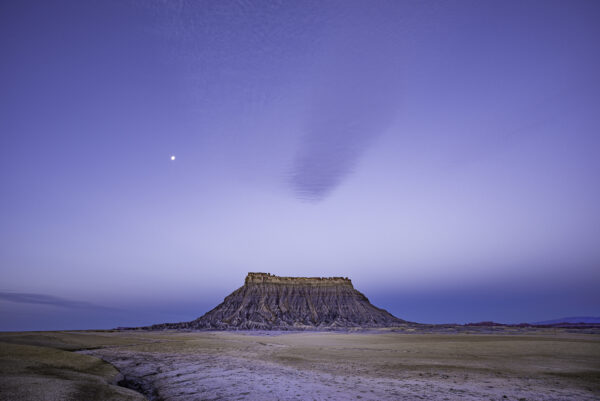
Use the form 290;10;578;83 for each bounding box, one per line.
1;327;599;400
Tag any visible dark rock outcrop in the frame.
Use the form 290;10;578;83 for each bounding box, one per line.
151;272;405;330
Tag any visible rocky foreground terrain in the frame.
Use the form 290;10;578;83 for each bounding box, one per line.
149;273;405;330
2;328;599;401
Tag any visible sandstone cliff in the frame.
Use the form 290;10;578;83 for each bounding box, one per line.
151;273;405;330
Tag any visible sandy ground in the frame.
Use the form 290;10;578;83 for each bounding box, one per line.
71;330;600;401
1;329;599;400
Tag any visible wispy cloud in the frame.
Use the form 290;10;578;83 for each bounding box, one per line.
290;8;401;201
0;292;117;311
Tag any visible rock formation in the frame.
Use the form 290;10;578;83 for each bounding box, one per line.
151;272;405;330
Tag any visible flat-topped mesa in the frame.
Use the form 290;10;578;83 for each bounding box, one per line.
149;272;405;330
245;272;352;287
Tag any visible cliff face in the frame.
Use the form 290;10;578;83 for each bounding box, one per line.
153;273;405;330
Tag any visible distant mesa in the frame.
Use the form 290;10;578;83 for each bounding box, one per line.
532;316;600;325
150;272;406;330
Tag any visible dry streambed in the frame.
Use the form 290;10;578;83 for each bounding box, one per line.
0;341;145;401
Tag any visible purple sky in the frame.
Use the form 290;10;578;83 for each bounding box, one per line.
1;0;599;330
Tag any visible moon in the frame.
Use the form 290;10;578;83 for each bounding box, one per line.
170;155;176;161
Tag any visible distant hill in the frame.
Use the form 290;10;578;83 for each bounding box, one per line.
533;316;600;325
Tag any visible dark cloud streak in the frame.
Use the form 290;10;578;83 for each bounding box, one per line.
290;5;402;201
0;292;117;311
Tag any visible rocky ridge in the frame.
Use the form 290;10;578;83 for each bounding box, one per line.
151;272;405;330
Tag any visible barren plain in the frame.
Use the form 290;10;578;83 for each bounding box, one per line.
1;327;599;400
